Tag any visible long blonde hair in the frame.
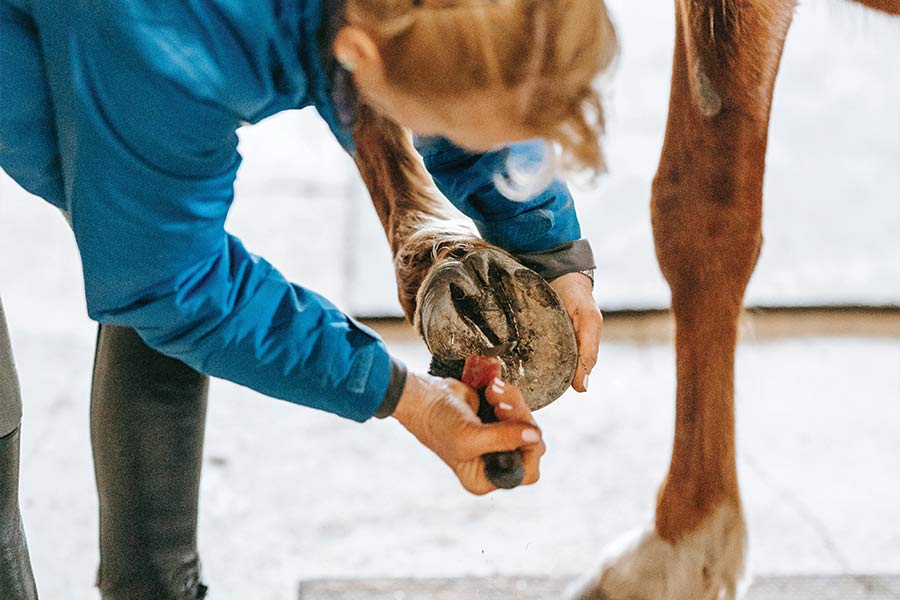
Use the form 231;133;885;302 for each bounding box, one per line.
346;0;619;176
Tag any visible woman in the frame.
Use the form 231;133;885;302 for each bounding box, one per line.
0;0;615;597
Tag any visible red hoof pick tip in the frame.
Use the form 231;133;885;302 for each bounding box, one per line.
431;354;526;490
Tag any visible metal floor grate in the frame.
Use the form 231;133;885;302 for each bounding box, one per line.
299;575;900;600
748;575;900;600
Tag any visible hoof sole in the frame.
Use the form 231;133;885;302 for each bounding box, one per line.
417;247;577;410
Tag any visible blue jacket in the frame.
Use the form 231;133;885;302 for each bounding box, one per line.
0;0;583;421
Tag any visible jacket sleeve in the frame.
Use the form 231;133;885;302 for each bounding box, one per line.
59;10;399;422
413;136;596;279
0;1;65;208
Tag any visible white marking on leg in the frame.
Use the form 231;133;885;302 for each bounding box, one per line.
566;504;748;600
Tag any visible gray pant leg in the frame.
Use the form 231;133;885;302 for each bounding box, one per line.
92;325;209;600
0;298;23;438
0;295;37;598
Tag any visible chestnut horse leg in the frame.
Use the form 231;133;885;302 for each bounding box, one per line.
567;1;795;599
350;103;489;323
851;0;900;15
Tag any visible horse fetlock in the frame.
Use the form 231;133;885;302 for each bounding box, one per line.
392;224;487;319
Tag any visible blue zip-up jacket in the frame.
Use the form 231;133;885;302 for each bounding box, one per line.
0;0;587;421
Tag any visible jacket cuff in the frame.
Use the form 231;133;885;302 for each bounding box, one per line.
513;239;596;282
374;357;408;418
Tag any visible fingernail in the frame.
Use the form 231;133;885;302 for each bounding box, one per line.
492;378;506;388
522;428;541;443
491;383;505;396
582;372;590;391
498;402;513;411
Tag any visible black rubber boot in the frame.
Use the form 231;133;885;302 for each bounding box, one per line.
90;325;209;600
0;426;38;600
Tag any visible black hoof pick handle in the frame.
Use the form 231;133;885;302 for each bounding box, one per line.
429;355;525;489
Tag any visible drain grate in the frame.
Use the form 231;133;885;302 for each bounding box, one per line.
748;575;900;600
299;577;570;600
299;575;900;600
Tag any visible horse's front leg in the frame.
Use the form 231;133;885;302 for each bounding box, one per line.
351;105;577;408
351;103;490;323
568;1;795;599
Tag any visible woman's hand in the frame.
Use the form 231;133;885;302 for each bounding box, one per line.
550;272;603;393
392;373;545;495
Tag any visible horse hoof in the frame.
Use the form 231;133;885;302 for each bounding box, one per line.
565;505;748;600
416;246;577;410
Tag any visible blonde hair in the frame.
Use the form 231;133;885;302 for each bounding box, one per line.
346;0;619;177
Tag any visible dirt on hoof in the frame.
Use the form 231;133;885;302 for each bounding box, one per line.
416;247;577;410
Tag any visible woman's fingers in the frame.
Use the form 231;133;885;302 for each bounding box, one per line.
457;419;541;457
445;377;482;415
456;434;545;495
520;438;546;485
485;381;545;486
571;306;602;392
484;378;534;424
455;461;496;496
549;271;602;393
460;380;542;490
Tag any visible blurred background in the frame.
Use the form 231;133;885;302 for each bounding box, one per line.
0;0;898;598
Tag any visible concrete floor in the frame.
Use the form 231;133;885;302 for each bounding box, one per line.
3;321;898;599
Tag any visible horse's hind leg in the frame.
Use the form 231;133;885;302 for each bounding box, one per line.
568;1;795;598
851;0;900;15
